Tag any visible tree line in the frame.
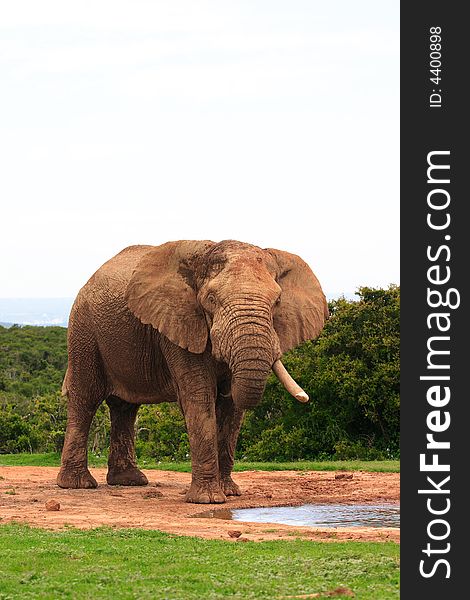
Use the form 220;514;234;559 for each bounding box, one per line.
0;286;399;460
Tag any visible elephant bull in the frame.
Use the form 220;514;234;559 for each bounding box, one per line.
57;240;328;503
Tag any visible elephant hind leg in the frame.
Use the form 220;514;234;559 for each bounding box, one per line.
57;394;101;489
106;396;148;486
58;307;107;489
216;395;244;496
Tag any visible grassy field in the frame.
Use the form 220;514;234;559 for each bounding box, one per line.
0;524;399;599
0;455;399;598
0;453;400;473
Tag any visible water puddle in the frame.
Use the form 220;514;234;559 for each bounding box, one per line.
195;503;400;528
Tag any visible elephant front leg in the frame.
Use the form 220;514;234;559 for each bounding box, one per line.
180;395;226;504
216;395;245;497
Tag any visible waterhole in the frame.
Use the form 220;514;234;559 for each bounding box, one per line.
195;503;400;528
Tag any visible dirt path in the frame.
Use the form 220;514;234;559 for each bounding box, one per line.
0;467;399;543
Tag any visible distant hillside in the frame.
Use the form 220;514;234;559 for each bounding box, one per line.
0;298;73;327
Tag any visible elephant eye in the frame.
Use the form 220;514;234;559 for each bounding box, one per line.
207;293;217;307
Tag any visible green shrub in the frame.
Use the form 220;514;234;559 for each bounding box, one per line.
135;404;190;461
0;412;39;453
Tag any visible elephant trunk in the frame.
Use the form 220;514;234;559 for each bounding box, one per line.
231;376;268;409
230;343;273;409
220;299;276;409
215;296;308;408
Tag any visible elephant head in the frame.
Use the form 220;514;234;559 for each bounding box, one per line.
125;240;328;409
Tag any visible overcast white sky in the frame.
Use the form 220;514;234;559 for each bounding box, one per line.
0;1;399;298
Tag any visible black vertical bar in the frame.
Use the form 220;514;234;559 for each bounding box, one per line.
401;2;467;597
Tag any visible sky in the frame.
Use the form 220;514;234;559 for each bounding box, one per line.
0;1;399;299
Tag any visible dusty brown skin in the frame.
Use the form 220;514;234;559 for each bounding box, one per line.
1;467;400;543
58;240;328;503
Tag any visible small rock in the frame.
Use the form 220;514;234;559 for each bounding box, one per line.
334;473;353;480
228;530;242;538
236;537;249;542
45;499;60;511
142;490;163;499
31;498;39;503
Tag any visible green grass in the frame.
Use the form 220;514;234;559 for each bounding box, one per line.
0;453;399;472
0;524;399;599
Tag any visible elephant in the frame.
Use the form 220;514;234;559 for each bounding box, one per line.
57;240;328;503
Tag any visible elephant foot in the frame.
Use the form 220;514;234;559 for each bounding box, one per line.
221;476;242;497
185;480;226;504
57;468;98;489
107;467;148;486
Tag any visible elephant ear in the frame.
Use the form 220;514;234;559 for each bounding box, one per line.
266;248;329;354
126;240;214;353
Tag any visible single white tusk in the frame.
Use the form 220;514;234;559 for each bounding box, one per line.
272;359;309;403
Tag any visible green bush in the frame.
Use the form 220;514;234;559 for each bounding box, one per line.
0;412;39;453
135;404;190;461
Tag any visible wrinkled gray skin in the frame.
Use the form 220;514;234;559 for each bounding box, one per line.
57;240;328;503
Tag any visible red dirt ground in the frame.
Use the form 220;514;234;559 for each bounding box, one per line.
0;467;399;543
